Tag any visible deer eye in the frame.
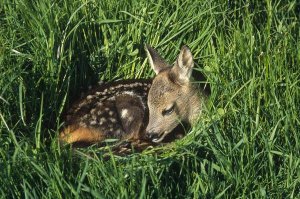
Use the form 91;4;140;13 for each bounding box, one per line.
162;104;175;116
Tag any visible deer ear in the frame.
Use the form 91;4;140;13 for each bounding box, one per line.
145;45;169;74
171;45;194;84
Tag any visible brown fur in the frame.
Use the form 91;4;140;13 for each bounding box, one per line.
145;45;206;143
60;125;105;144
59;45;207;148
59;80;152;146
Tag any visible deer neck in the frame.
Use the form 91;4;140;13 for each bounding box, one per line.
186;86;204;125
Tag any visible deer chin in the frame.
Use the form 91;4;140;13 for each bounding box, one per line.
152;131;169;143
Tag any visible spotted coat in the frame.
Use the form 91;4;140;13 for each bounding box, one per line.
60;79;152;145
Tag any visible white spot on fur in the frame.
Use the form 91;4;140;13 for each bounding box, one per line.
87;95;93;100
121;109;128;118
109;111;114;116
122;91;135;96
101;96;107;100
90;120;97;125
78;101;86;107
118;90;147;114
128;116;133;122
109;118;116;123
96;102;103;107
99;118;106;125
79;121;87;127
108;96;115;101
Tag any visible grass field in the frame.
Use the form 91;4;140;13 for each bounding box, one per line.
1;0;300;198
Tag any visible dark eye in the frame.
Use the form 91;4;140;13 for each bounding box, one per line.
162;105;175;116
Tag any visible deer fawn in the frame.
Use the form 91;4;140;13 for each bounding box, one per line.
59;45;206;147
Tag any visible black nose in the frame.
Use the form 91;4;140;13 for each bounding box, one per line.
146;132;158;140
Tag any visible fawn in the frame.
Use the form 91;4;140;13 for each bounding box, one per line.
59;45;206;147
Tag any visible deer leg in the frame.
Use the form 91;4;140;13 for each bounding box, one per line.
115;94;146;140
59;125;105;145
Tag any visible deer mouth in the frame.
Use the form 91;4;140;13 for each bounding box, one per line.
152;131;169;143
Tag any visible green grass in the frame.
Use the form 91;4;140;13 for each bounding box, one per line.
1;0;300;198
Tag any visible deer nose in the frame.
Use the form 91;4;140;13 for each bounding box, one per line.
145;132;158;140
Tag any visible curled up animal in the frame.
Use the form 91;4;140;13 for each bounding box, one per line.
59;45;208;152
